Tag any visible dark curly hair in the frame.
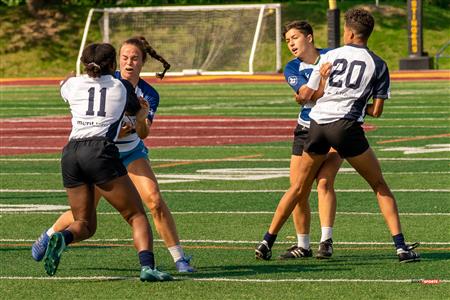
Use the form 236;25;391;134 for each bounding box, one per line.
282;20;314;43
81;43;116;78
344;8;375;41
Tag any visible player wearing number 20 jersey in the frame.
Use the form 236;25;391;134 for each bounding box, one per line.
307;44;390;125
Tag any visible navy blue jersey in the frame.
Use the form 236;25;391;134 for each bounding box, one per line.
113;71;160;152
284;48;331;127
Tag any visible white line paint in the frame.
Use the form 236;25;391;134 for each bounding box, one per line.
2;238;449;245
1;209;449;216
1;188;449;193
1;158;449;162
0;276;447;283
2;171;449;176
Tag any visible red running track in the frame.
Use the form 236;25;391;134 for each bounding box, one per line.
0;115;376;156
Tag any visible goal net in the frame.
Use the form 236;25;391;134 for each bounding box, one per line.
77;4;282;76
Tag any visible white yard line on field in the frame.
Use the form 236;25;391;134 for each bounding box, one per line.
1;209;449;216
1;188;449;193
1;238;450;246
0;276;448;284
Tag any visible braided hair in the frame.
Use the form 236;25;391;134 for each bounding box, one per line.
81;43;116;78
121;36;171;79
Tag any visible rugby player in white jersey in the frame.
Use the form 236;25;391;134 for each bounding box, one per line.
261;8;420;263
32;37;195;273
42;43;173;280
255;21;343;261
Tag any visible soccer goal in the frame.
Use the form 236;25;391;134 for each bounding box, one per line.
76;4;282;76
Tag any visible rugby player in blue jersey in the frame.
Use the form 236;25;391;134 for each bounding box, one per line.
256;21;342;260
32;37;195;273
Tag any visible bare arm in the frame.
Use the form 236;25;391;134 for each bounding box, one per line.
366;98;385;118
297;62;331;103
134;97;151;139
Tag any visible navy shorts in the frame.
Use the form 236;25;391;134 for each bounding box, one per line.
304;119;369;158
292;124;309;156
61;138;127;188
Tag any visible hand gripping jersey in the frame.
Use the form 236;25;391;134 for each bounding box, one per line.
61;75;137;142
284;48;331;128
113;71;160;152
307;44;390;124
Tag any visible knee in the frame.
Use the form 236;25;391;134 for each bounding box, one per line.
145;191;163;213
79;220;96;239
369;177;388;192
316;177;334;193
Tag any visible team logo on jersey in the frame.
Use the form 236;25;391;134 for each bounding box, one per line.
288;76;298;86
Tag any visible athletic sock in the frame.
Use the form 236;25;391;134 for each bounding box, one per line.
46;227;55;237
168;244;185;263
138;250;155;269
320;227;333;242
297;234;310;249
263;232;277;249
61;230;74;246
393;233;406;250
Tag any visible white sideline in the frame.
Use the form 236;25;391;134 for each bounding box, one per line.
1;188;449;193
2;238;450;245
1;209;450;216
0;276;448;284
1;157;449;162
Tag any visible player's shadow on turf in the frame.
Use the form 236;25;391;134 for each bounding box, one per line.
189;263;350;277
420;252;450;260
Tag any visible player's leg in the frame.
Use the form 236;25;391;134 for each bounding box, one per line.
96;175;173;281
337;125;419;263
44;184;95;276
256;152;326;260
278;154;313;259
315;149;343;259
127;157;195;272
32;188;102;261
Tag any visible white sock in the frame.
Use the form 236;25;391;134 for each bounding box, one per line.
46;227;55;237
297;234;310;249
321;227;333;242
168;244;184;263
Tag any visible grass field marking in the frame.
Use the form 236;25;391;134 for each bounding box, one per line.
1;157;449;162
152;154;263;169
378;134;450;144
2;170;450;176
0;276;448;284
2;210;450;216
3;238;450;246
1;188;449;193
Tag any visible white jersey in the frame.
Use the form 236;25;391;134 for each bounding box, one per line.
61;75;127;141
307;44;390;124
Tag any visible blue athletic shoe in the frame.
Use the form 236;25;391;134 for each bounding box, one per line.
31;229;50;261
175;256;196;273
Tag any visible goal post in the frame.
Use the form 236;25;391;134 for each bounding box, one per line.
76;4;282;76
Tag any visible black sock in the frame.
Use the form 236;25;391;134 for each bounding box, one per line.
393;233;406;250
138;250;155;269
61;230;74;246
263;231;277;249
